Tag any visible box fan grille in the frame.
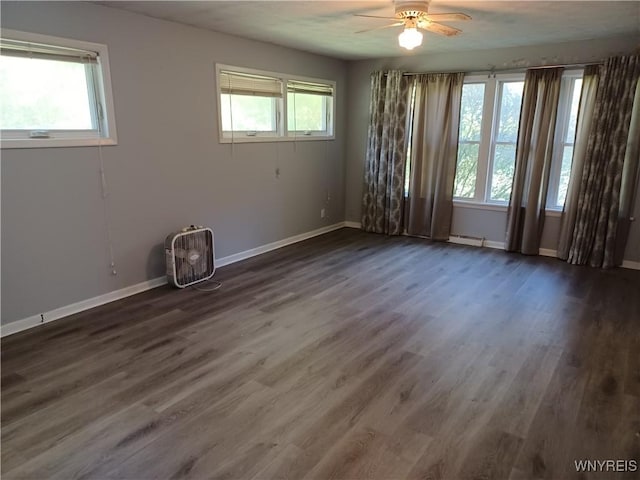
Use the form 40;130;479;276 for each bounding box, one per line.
165;226;215;288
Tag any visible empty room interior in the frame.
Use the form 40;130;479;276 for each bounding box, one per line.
2;1;640;479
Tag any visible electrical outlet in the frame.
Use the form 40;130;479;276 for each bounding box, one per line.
320;208;326;218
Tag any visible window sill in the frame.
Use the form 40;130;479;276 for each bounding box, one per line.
1;137;117;149
453;200;507;212
453;200;564;217
219;135;334;144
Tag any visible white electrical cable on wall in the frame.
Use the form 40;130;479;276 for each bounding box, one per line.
90;61;117;276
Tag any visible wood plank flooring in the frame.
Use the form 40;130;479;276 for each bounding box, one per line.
2;228;639;480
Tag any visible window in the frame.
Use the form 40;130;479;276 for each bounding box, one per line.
287;81;333;136
219;70;282;137
454;83;485;198
489;80;524;202
216;64;335;142
547;73;583;209
454;74;525;204
453;71;582;208
0;29;117;148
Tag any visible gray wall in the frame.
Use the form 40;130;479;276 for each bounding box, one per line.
345;35;640;261
1;1;347;324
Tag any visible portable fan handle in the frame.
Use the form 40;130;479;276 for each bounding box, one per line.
181;224;204;232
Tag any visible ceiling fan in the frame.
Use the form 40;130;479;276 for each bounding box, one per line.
355;0;471;50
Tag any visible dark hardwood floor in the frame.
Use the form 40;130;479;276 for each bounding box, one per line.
2;228;639;480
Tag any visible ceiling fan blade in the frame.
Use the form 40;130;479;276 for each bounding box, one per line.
356;22;404;34
354;14;400;20
419;21;462;37
424;13;472;22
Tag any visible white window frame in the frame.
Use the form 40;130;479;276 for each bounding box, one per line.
546;70;584;210
454;73;525;206
218;67;283;139
0;29;118;149
287;84;334;137
453;82;485;200
454;70;583;210
215;63;335;143
486;75;525;204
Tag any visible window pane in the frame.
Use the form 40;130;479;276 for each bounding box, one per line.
220;94;276;132
490;143;516;201
287;92;328;131
496;81;524;142
556;145;574;207
565;78;582;143
459;83;484;142
0;56;93;130
454;143;479;198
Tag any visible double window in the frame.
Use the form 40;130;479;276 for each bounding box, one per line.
0;29;117;148
453;71;583;209
217;65;334;142
454;74;525;204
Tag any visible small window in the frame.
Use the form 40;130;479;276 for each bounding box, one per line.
219;70;283;138
287;80;334;136
0;29;117;148
216;64;335;143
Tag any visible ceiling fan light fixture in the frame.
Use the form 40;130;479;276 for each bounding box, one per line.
398;26;423;50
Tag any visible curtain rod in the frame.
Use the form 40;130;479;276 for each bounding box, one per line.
391;61;603;76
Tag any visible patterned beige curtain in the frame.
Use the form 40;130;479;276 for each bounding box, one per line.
405;73;463;240
505;67;563;254
567;55;640;267
361;71;411;235
557;65;601;260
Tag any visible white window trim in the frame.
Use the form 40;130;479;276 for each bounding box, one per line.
453;199;562;217
455;73;525;205
215;63;335;143
288;84;334;137
455;71;582;211
546;70;584;211
486;75;524;204
1;29;118;149
453;199;507;212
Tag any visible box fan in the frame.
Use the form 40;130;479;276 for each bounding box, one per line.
165;226;215;288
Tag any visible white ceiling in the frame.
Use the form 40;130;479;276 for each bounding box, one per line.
99;1;640;60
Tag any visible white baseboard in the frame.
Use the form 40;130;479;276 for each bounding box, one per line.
622;259;640;270
1;277;167;338
405;230;636;270
447;236;505;250
448;238;640;270
0;315;43;338
4;220;637;338
1;222;347;338
448;235;483;247
215;222;346;267
343;221;361;229
484;240;506;250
